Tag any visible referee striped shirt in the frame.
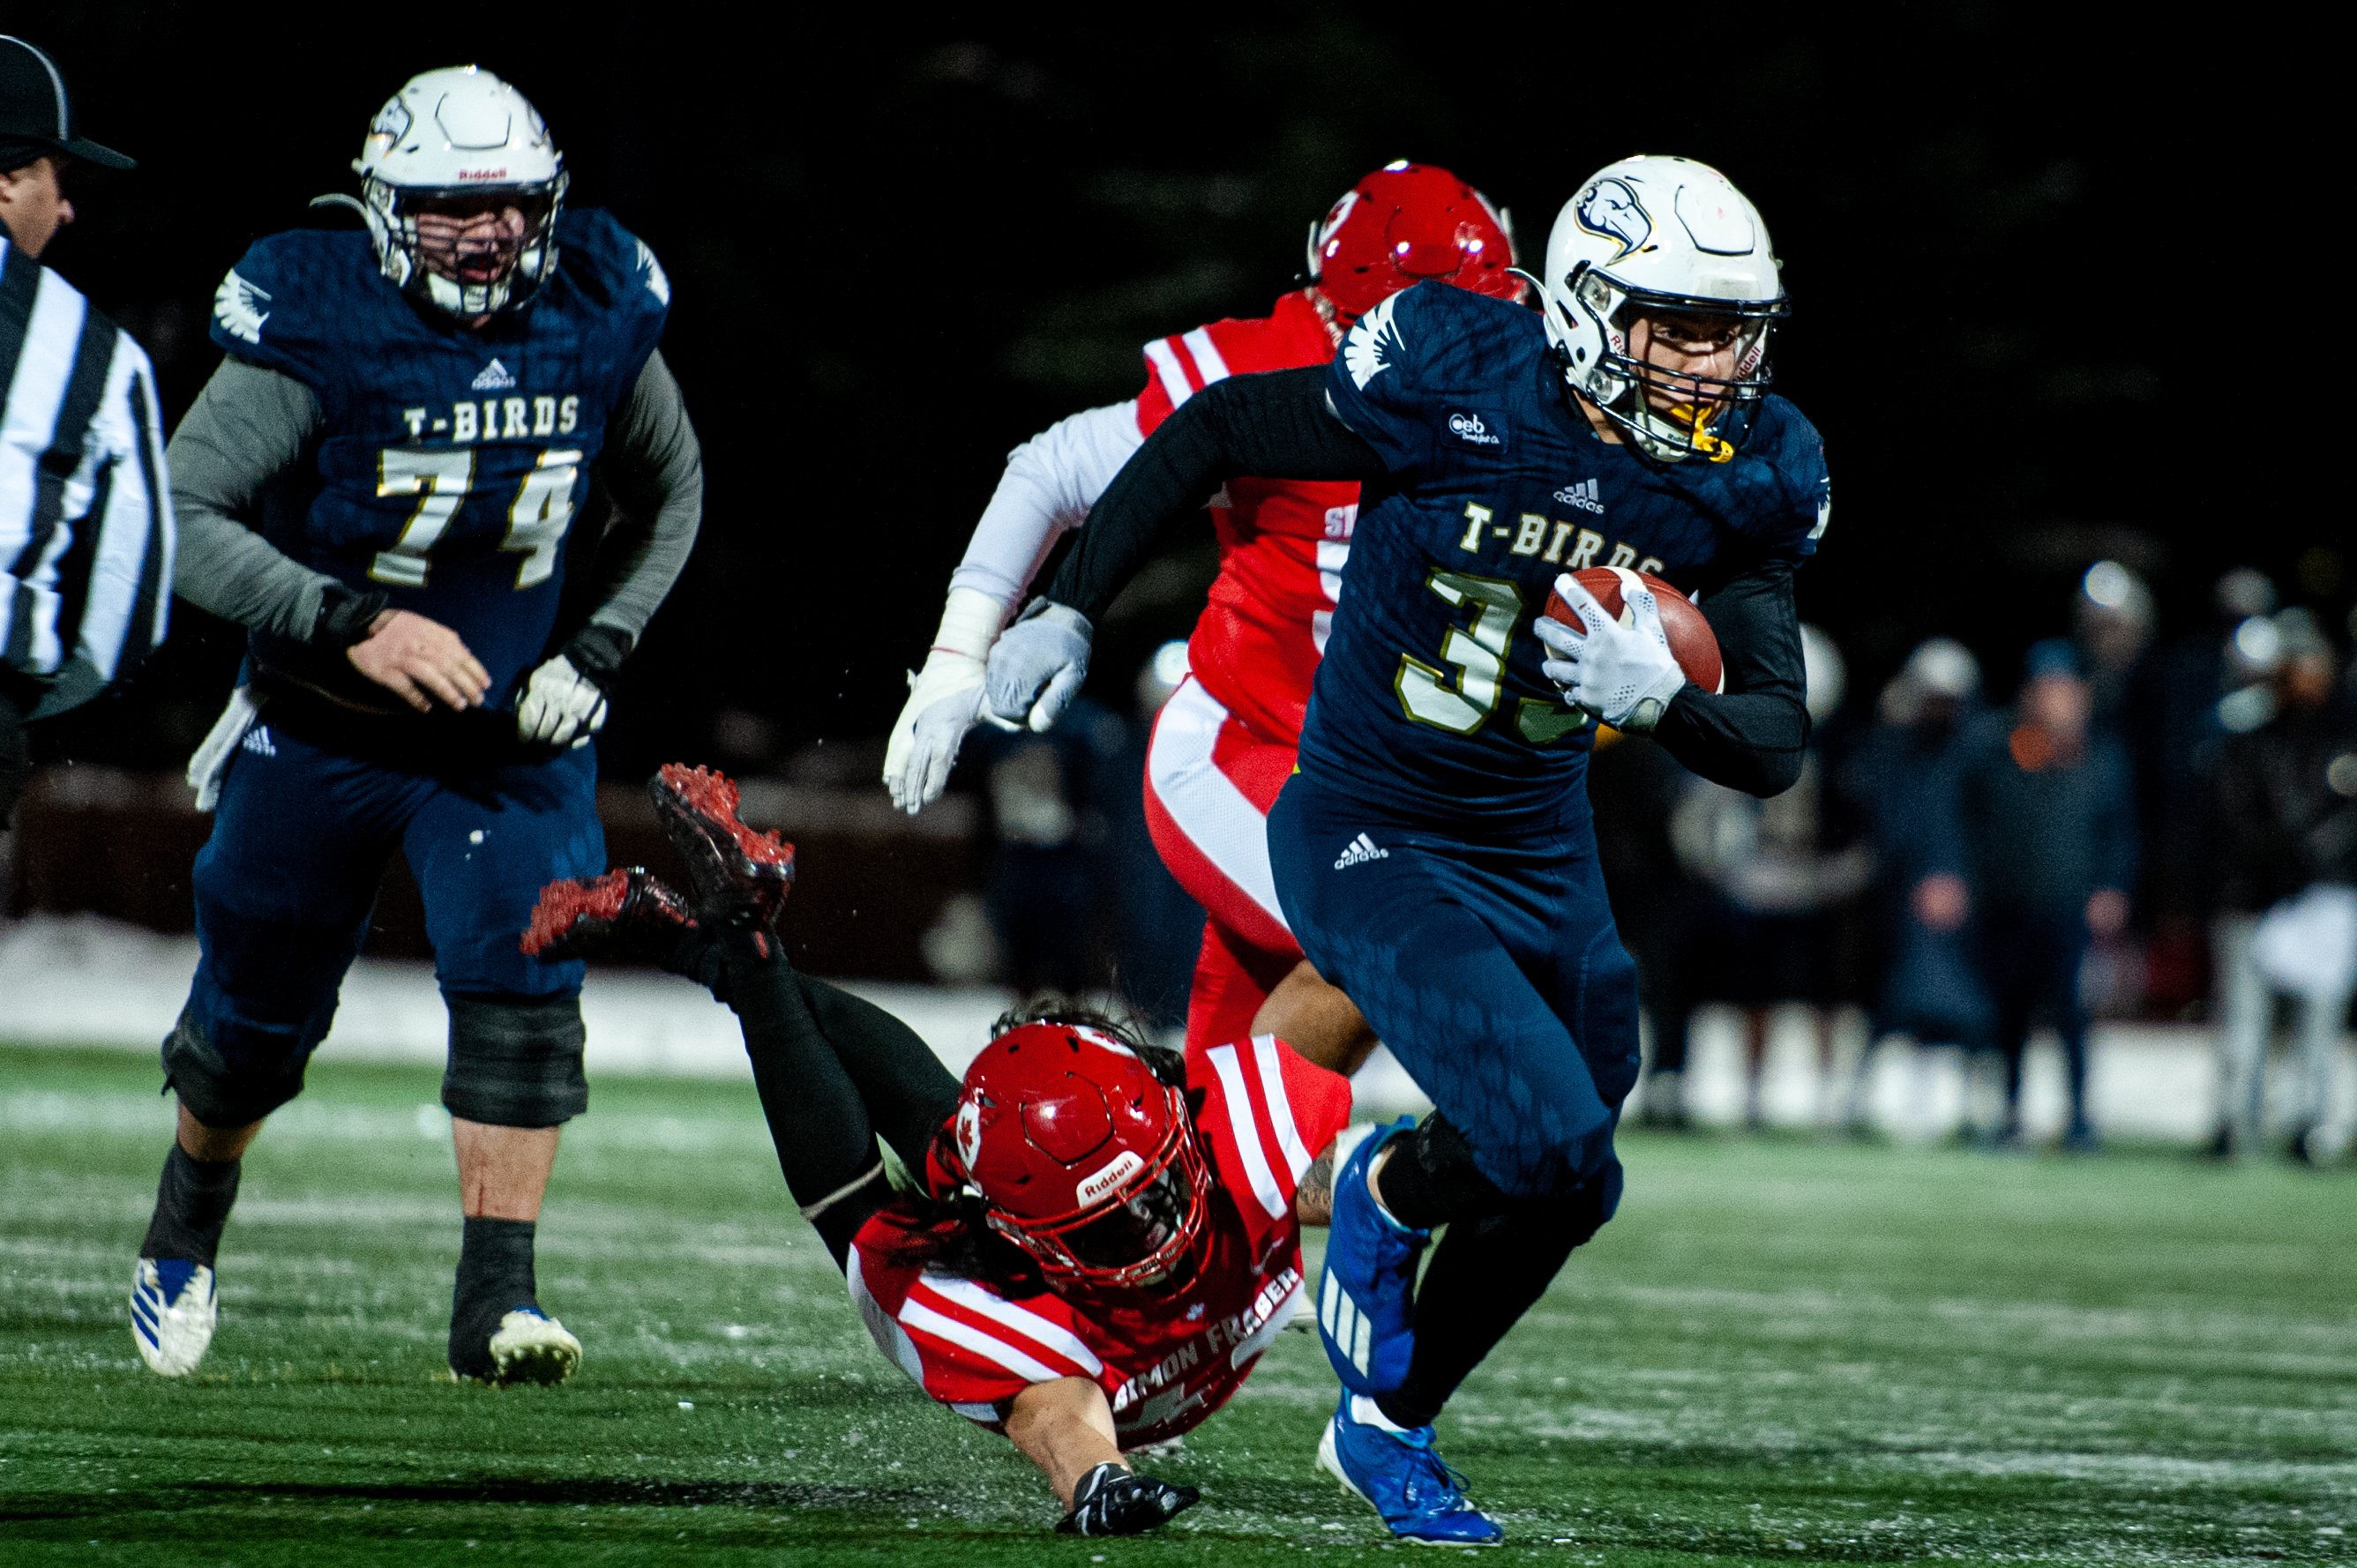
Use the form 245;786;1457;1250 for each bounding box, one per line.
1;230;173;718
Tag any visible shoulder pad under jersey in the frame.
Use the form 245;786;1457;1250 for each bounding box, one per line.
1327;281;1545;474
550;207;670;316
1713;394;1832;560
208;229;382;386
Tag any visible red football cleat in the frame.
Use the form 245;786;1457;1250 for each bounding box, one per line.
647;764;797;936
520;867;697;964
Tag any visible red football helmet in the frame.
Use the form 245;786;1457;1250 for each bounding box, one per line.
941;1019;1210;1289
1306;160;1524;327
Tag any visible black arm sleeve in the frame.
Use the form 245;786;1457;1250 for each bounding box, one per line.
1650;554;1810;797
1044;366;1388;620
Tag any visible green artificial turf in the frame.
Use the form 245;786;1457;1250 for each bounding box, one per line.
1;1043;2351;1564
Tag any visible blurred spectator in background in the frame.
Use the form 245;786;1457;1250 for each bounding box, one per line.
975;698;1118;996
1591;718;1703;1129
2204;613;2357;1163
963;647;1208;1027
1839;638;1990;1128
1950;638;2136;1150
1097;643;1208;1035
2076;560;2157;742
2075;561;2164;1018
2140;569;2283;1012
1671;626;1872;1129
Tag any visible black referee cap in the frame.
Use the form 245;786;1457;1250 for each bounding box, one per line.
0;36;132;172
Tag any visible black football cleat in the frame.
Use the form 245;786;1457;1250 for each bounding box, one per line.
521;867;697;965
648;764;797;941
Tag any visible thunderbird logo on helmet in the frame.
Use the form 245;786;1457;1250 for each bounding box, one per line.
1575;177;1650;264
363;100;411;162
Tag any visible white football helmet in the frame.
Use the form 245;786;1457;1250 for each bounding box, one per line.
330;66;567;317
1532;155;1786;463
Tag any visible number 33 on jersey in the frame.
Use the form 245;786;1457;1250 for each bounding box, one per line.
208;206;670;702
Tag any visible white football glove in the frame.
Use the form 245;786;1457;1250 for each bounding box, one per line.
884;586;1018;814
885;649;989;814
984;600;1091;733
516;653;610;748
1534;571;1688;732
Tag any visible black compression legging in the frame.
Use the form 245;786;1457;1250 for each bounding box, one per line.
713;932;961;1266
1369;1114;1617;1429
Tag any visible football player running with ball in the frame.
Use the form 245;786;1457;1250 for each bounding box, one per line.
523;765;1354;1536
986;156;1830;1542
131;68;701;1384
884;161;1522;1071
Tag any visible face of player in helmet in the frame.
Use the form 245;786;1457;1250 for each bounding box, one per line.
1055;1159;1200;1285
1625;309;1756;431
409;192;542;287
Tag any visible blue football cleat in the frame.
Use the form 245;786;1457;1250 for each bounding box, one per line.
1317;1116;1427;1393
131;1258;218;1376
1318;1391;1502;1545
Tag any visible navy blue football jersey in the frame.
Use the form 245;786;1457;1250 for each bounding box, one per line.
1309;282;1829;831
209;208;670;704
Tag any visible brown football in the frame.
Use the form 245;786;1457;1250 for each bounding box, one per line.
1543;566;1723;693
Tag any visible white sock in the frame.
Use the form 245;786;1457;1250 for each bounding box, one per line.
1366;1144;1408;1228
1350;1393;1410;1433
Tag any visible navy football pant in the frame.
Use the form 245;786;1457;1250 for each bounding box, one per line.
167;725;602;1128
1266;773;1638;1200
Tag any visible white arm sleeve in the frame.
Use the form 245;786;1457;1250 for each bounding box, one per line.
946;400;1143;610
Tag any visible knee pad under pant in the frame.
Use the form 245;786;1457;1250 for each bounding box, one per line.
441;993;588;1129
1392;1113;1623;1238
161;1004;314;1129
1399;1113;1515;1222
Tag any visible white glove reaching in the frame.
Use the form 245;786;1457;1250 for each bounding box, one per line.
516;653;609;748
885;648;989;814
984;600;1091;733
1533;571;1688;732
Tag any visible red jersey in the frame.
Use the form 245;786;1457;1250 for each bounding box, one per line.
1134;291;1357;749
845;1035;1352;1448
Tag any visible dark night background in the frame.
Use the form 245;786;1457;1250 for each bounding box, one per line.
24;6;2308;780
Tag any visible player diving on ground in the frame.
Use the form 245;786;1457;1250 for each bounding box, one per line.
523;765;1354;1536
982;155;1830;1542
131;67;700;1385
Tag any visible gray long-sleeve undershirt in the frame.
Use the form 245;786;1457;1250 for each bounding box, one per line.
168;349;703;649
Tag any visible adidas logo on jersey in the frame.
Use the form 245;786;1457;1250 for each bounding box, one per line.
239;725;277;758
1553;478;1605;515
1446;411;1500;447
1333;833;1389;870
470;359;518;391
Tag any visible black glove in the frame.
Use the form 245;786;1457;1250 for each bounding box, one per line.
558;623;631;687
310;581;390;647
1054;1462;1200;1536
